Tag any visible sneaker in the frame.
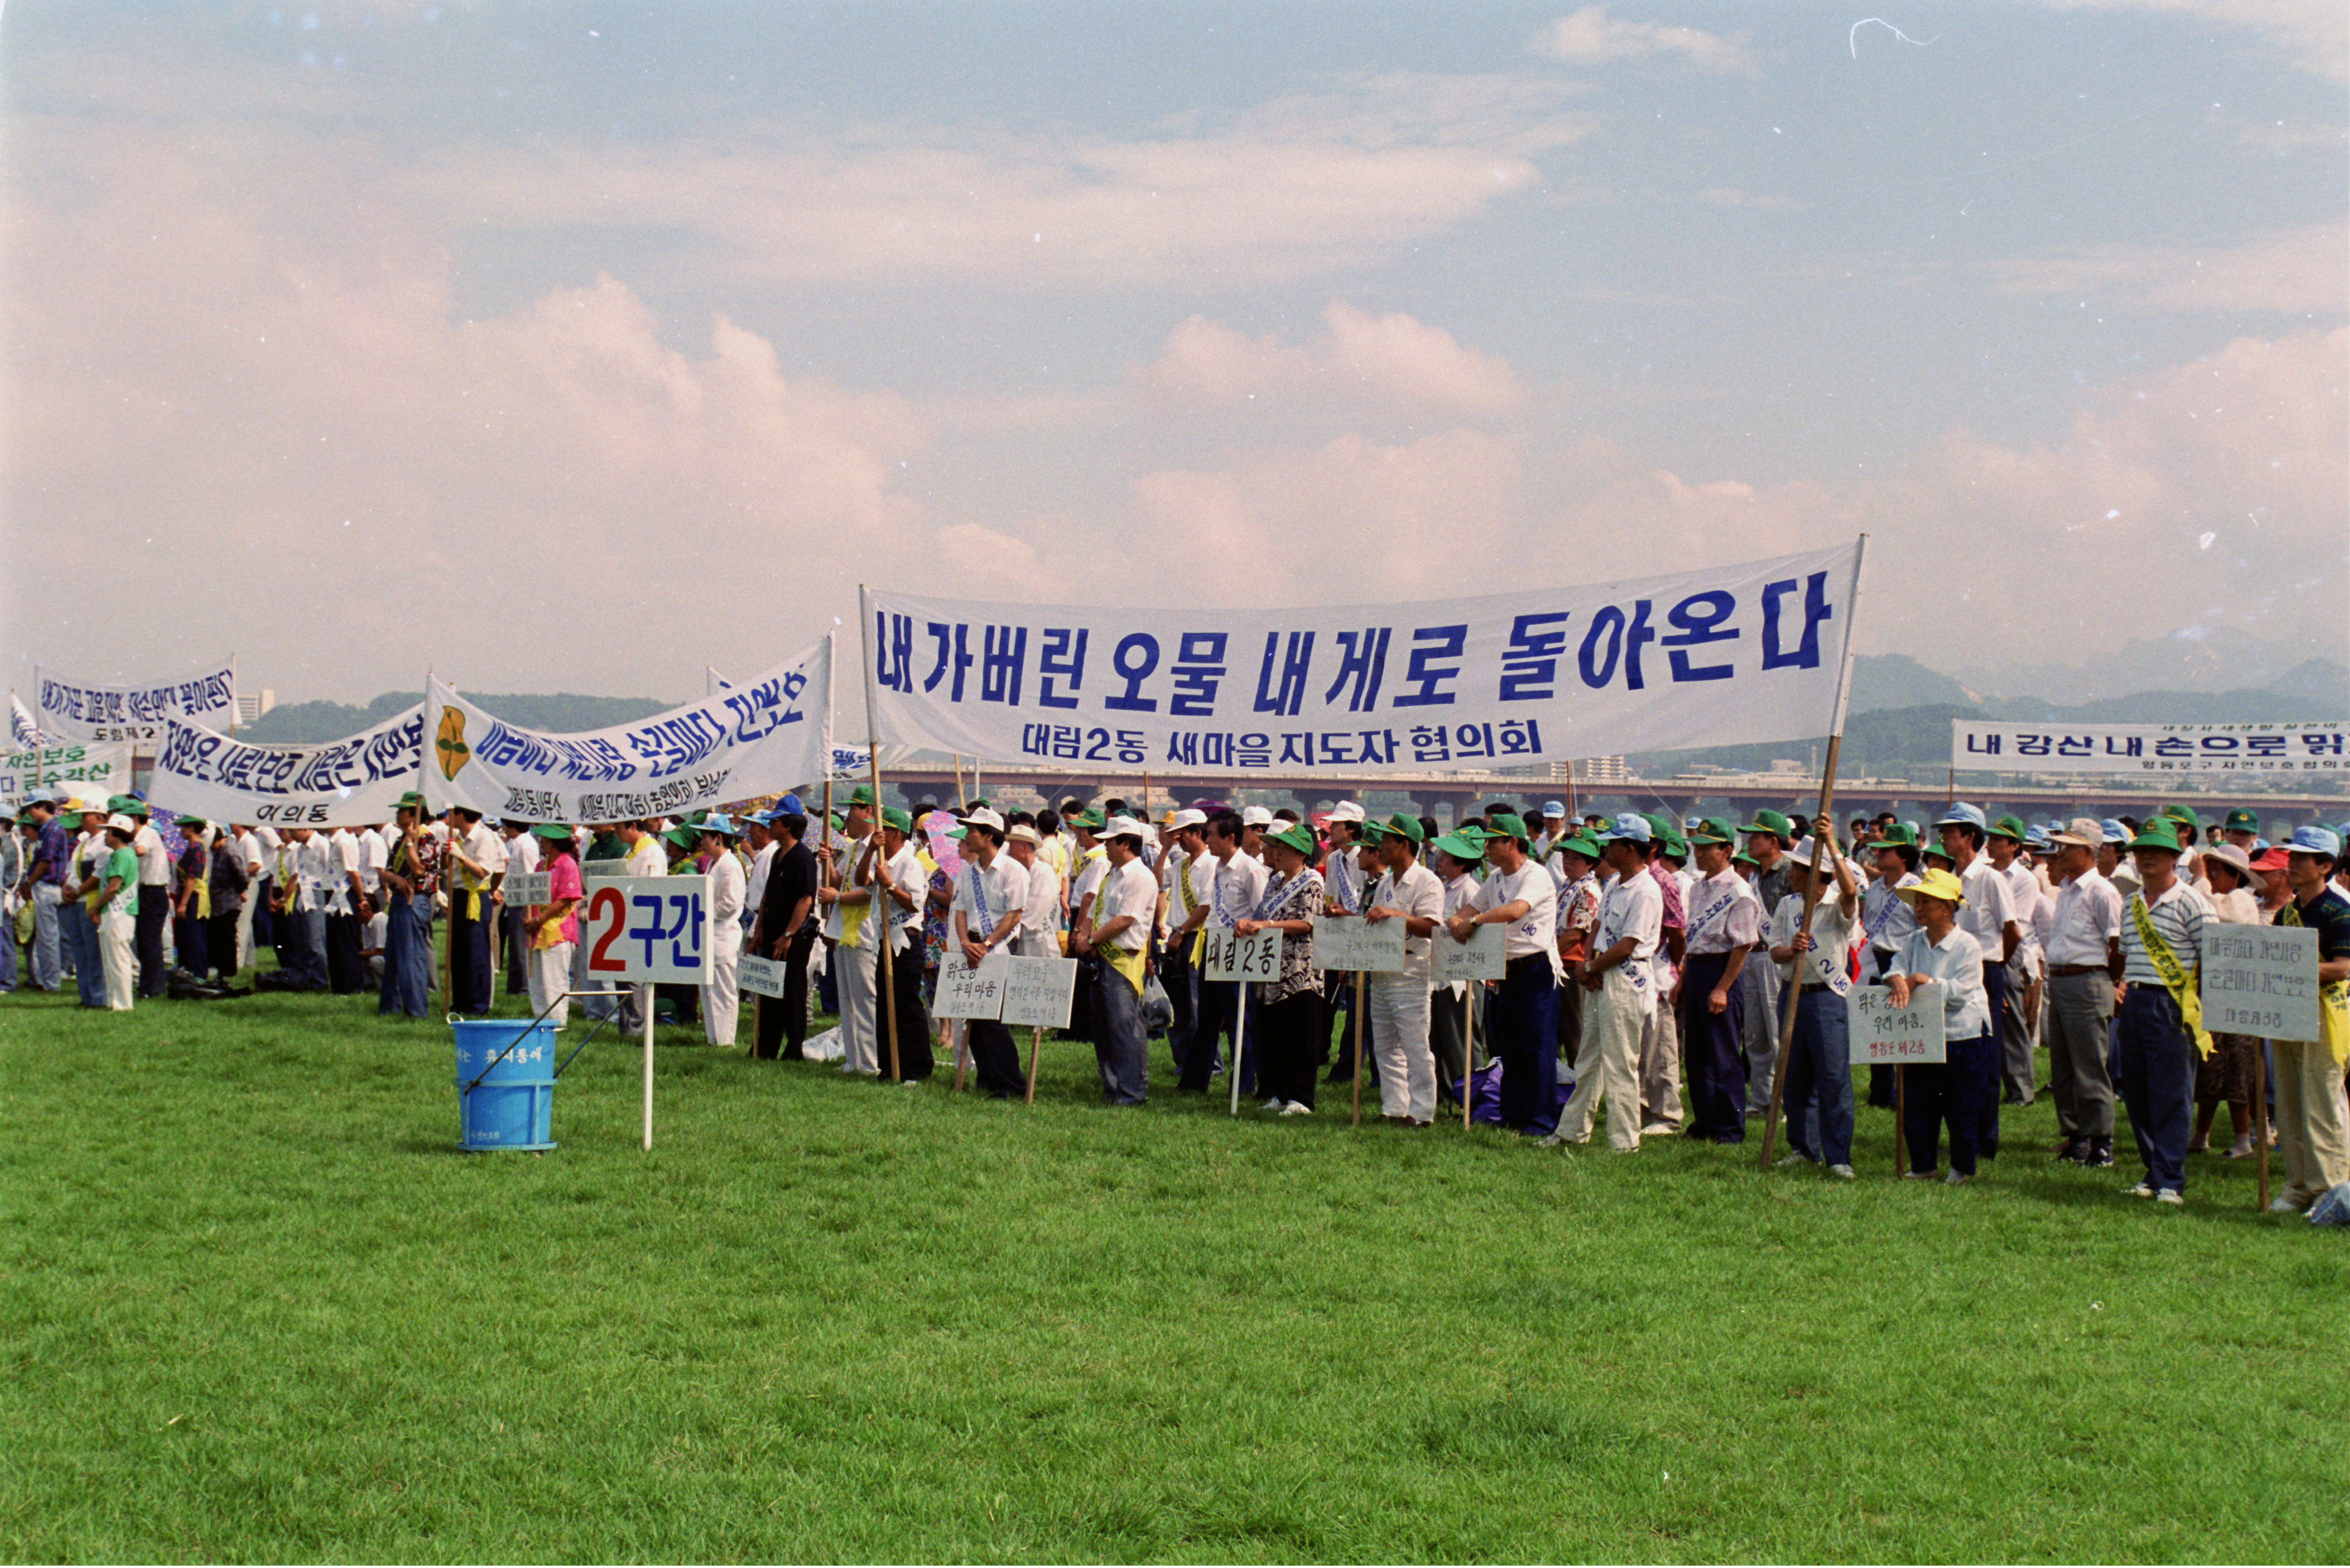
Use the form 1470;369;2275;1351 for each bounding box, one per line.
2154;1188;2185;1206
1280;1100;1314;1116
1641;1121;1677;1137
1902;1169;1938;1181
1944;1171;1970;1185
1828;1164;1857;1180
2122;1182;2154;1198
1775;1152;1815;1167
2084;1143;2116;1168
1262;1097;1284;1111
1533;1132;1568;1148
2268;1197;2304;1214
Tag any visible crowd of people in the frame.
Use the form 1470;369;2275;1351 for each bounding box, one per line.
7;782;2347;1213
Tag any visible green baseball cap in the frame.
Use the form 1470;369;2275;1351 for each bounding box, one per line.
1267;821;1318;856
1486;811;1531;844
1071;805;1106;830
2223;808;2259;833
1654;829;1688;859
530;822;574;843
1558;833;1602;861
845;785;875;807
880;805;913;833
2158;804;2194;826
1379;811;1425;844
661;826;696;850
1689;816;1737;847
396;791;425;809
1990;814;2029;843
2128;820;2184;854
1742;808;1795;840
1875;822;1918;848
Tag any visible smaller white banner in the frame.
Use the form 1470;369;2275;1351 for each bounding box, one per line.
1;741;134;807
1313;913;1407;974
1952;718;2349;776
2201;925;2322;1043
1001;955;1078;1029
738;954;789;999
148;709;424;828
1434;923;1507;983
1847;982;1947;1064
934;950;1012;1019
36;659;237;744
502;871;553;905
578;875;712;983
1203;927;1284;983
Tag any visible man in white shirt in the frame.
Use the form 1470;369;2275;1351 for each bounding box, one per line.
1179;809;1266;1094
693;816;746;1047
1428;832;1486;1107
285;826;336;992
442;807;507;1014
1549;814;1662;1152
2042;818;2123;1167
611;819;667;1031
1156;808;1209;1075
1448;812;1561;1139
1361;813;1445;1126
496;818;540;997
321;824;367;993
1007;824;1063;959
742;813;776;938
122;799;171;997
947;807;1027;1097
1073;815;1158;1106
821;788;880;1074
1679;817;1763;1143
1765;821;1862;1176
1935;802;2021;1160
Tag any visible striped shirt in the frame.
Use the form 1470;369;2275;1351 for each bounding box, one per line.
2120;879;2205;987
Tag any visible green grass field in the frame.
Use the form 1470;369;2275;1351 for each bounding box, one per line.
6;970;2348;1562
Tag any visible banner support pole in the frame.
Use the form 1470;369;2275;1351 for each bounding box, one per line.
860;587;902;1084
1351;970;1368;1126
1230;981;1249;1116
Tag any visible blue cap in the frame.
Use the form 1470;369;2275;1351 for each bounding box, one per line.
2285;825;2342;858
1934;801;1986;831
696;812;741;837
779;792;805;815
1599;811;1652;845
2100;818;2130;844
1542;800;1566;817
2024;827;2052;851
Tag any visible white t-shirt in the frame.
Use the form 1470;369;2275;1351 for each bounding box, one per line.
1088;858;1159;952
1368;858;1445;980
133;823;170;887
1769;886;1860;986
1204;849;1268;932
1471;860;1559;970
356;827;389;894
237;829;266;878
1594;867;1664;992
1683;867;1763;955
1954;856;2015;961
706;847;746;929
953;855;1028;945
1018;853;1063;941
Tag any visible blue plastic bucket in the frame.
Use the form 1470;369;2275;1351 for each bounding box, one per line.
453;1018;558;1152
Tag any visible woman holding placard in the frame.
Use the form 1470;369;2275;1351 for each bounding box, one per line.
1885;869;1993;1184
1235;823;1326;1116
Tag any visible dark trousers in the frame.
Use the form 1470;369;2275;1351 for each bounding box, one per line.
324;912;365;994
207;912;239;977
1679;951;1749;1142
1905;1032;1997;1176
249;881;276;949
1184;976;1239;1092
1257;990;1323;1108
756;929;816;1059
1979;963;2008;1156
1492;954;1561;1136
1090;966;1148;1105
1324;971;1359;1081
504;906;529;995
174;914;209;983
1431;984;1469;1104
2116;986;2195;1193
135;890;168;996
966;1018;1023;1097
1161;939;1197;1070
379;893;435;1017
1781;985;1854;1165
448;901;492;1013
877;942;935;1081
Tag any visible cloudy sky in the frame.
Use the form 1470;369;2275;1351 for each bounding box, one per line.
5;0;2343;708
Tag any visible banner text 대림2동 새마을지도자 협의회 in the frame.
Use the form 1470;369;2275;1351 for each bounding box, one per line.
863;541;1864;773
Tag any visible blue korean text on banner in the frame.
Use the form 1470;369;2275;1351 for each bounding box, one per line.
863;541;1864;773
34;659;237;744
147;707;425;828
1951;718;2349;776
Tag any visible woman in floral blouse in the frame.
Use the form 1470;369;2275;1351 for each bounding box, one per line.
1237;821;1327;1115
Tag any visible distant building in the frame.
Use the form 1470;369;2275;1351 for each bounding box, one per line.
235;689;276;727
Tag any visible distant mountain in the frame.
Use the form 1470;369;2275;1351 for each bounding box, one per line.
1956;627;2338;703
241;691;673;744
1846;654;1976;714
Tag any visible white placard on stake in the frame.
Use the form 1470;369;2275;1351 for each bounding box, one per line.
1202;927;1283;984
738;954;789;999
1001;955;1078;1029
2201;925;2322;1043
1846;982;1946;1064
934;950;1012;1020
1434;923;1506;983
1312;914;1406;974
577;875;712;983
502;871;552;905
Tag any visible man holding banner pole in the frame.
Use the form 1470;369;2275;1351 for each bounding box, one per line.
867;805;934;1083
826;786;881;1075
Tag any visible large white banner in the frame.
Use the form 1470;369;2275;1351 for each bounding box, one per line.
425;636;833;821
1953;719;2350;776
1;741;135;809
148;707;425;827
863;543;1862;774
35;659;237;744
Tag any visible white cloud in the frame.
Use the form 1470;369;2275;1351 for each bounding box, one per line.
1138;302;1527;417
1527;7;1759;74
2031;0;2348;83
1984;222;2350;314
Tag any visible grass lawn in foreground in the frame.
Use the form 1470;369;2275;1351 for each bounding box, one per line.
5;977;2348;1561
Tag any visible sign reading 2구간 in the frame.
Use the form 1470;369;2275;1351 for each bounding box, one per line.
425;636;832;822
578;876;711;983
864;543;1862;773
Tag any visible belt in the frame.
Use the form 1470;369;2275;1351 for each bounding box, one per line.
2050;964;2106;977
1798;981;1837;993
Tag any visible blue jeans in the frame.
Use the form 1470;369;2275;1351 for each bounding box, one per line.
66;903;105;1006
1782;984;1855;1165
2116;986;2195;1193
1905;1032;1996;1176
378;893;435;1018
1091;965;1148;1105
1493;954;1561;1136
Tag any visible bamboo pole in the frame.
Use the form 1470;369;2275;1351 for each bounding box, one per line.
858;587;902;1084
2254;1042;2271;1211
1894;1063;1906;1175
1461;984;1475;1130
1025;1024;1043;1104
1351;969;1368;1125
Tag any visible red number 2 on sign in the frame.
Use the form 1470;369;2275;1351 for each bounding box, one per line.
585;886;627;973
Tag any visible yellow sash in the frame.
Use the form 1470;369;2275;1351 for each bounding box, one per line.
2279;903;2350;1067
1182;855;1205;964
1092;874;1147;996
2130;893;2213;1059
